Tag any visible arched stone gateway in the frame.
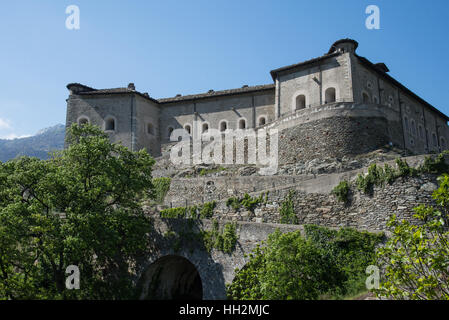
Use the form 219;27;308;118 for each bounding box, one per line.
139;255;203;300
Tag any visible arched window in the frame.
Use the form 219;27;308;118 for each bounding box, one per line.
325;87;336;104
78;117;89;126
411;120;416;136
404;117;409;133
167;126;174;138
295;95;306;110
362;92;370;103
258;116;266;126
219;121;227;132
105;117;115;131
184;124;191;135
202;123;209;133
238;119;246;129
147;123;154;135
418;125;424;139
432;133;438;147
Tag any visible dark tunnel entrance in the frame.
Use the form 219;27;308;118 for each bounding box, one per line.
140;255;203;300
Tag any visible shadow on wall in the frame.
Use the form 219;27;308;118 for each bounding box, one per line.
136;218;226;300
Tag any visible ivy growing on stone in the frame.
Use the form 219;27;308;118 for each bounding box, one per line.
280;190;298;224
152;177;171;204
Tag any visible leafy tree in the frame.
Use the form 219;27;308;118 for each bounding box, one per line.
227;230;346;300
374;174;449;300
0;123;155;299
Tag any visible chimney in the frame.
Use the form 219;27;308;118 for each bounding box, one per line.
128;83;135;90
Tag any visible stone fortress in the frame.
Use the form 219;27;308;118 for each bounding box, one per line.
65;39;449;299
66;38;449;161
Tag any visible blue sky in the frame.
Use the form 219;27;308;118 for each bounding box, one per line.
0;0;448;139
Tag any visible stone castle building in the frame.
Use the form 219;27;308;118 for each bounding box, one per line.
65;39;449;162
64;39;449;299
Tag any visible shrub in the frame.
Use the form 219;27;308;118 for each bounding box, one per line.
332;180;350;203
373;174;449;300
152;177;171;204
280;190;298;224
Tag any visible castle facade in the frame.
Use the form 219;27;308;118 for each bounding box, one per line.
65;39;449;162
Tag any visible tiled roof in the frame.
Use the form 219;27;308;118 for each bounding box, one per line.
67;83;159;104
157;84;275;104
269;52;341;81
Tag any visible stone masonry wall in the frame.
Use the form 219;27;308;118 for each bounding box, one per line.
206;173;439;232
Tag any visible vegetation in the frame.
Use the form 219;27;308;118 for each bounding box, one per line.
355;155;449;195
0;124;155;299
279;190;298;224
199;166;226;176
160;201;216;219
226;193;265;213
373;174;449;300
151;177;171;204
332;180;350;203
202;220;238;254
227;226;384;300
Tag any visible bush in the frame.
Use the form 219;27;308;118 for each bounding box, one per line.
279;190;298;224
332;180;350;203
226;194;263;213
227;226;384;300
202;220;237;253
373;174;449;300
160;201;216;219
152;177;171;204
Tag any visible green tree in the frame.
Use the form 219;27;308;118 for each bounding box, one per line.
374;174;449;300
227;230;346;300
0;123;155;299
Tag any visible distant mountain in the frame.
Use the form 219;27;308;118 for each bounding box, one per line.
0;124;65;162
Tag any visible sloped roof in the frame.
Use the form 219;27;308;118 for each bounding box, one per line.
158;84;275;104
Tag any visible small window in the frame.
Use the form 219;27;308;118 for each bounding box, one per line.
325;87;336;103
147;123;154;135
362;92;370;103
105;118;115;131
219;121;227;132
410;139;414;146
167;127;174;138
258;117;266;126
202;123;209;133
411;120;416;136
432;133;437;146
238;119;246;129
184;124;191;135
404;117;409;133
78;117;89;126
418;125;424;139
295;95;306;110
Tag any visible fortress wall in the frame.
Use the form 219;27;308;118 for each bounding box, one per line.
274;103;394;164
164;175;314;207
66;94;134;150
159;101;195;142
201;173;439;232
195;94;254;131
135;95;161;156
278;53;352;116
352;57;449;155
278;115;389;163
159;91;275;144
